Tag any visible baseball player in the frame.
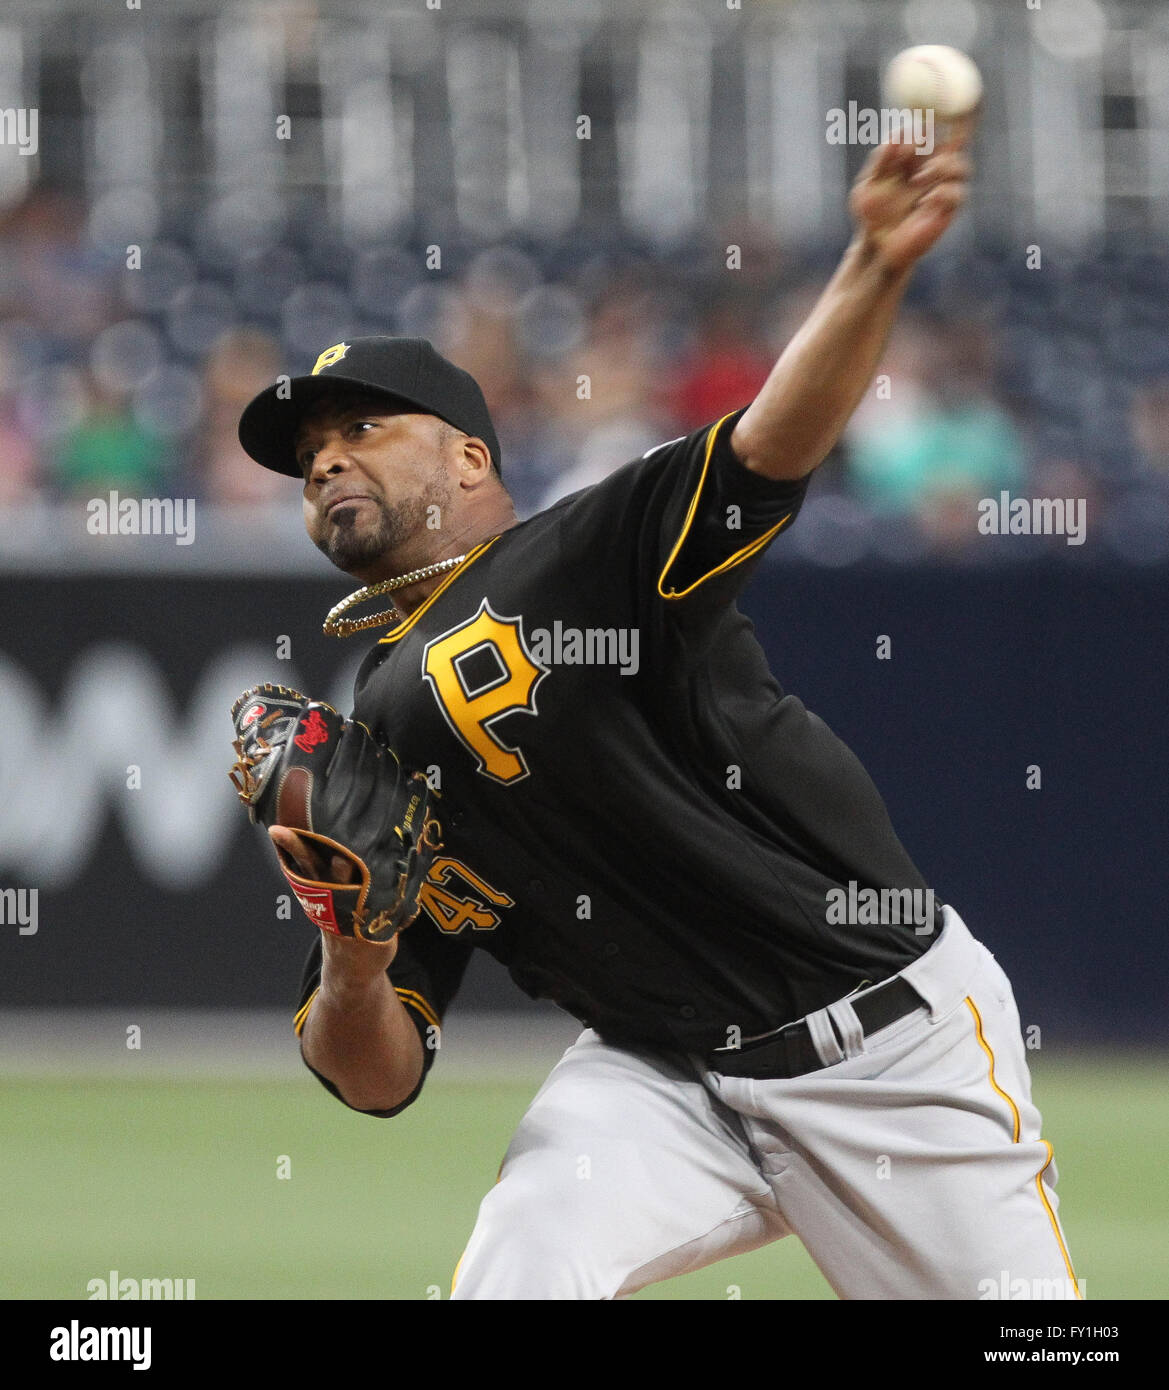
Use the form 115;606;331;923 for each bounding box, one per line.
234;131;1079;1299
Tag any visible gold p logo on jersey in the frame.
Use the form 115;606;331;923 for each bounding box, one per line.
311;342;350;375
423;599;548;784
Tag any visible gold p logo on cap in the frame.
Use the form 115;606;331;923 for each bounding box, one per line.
311;342;351;375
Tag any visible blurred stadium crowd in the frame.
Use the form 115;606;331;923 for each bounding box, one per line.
1;0;1168;564
2;182;1168;562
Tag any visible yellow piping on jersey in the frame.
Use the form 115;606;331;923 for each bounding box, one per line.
395;986;441;1032
965;996;1081;1297
293;987;320;1037
657;411;796;601
293;984;441;1036
377;539;501;644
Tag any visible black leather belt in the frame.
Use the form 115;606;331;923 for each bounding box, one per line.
707;976;925;1080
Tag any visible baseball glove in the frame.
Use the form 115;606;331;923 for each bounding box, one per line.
228;683;441;945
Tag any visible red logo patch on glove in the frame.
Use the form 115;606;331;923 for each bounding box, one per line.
293;709;330;753
288;882;341;935
240;703;264;728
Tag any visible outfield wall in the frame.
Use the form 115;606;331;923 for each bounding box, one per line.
1;559;1165;1044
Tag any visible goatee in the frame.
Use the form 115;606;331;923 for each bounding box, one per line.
316;482;447;576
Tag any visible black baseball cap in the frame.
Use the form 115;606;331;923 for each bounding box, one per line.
237;335;501;477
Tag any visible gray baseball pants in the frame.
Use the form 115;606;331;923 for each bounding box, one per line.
450;907;1080;1300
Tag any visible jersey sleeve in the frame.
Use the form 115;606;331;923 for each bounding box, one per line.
550;406;811;620
293;924;474;1118
650;406;810;606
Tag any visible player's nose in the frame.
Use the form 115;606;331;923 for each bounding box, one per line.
306;433;355;484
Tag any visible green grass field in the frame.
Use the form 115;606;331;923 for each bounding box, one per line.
2;1052;1165;1300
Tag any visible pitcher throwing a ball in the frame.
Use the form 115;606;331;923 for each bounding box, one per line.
233;114;1079;1299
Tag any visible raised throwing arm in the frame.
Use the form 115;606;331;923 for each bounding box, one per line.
731;124;973;482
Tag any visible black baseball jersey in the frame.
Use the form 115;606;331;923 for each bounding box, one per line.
296;406;944;1114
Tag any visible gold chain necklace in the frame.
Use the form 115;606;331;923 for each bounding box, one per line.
323;554;468;638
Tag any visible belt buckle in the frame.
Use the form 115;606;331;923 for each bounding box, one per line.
709;976;885;1069
711;980;874;1059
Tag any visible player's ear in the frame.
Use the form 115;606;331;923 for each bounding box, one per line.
457;435;495;486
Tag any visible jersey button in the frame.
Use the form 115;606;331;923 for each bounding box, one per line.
680;1005;696;1019
603;942;620;957
529;878;543;892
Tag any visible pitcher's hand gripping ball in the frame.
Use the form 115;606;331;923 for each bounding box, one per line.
229;684;442;945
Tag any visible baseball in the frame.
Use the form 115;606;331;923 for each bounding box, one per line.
883;45;983;120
